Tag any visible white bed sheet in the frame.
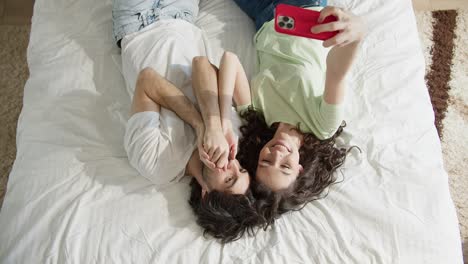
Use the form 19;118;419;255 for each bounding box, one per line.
0;0;463;263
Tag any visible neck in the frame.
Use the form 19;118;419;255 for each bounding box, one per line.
274;122;303;148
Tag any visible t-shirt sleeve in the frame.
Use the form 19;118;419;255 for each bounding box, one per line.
313;97;344;140
124;111;184;188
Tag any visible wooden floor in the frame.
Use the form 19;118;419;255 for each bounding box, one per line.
0;0;467;25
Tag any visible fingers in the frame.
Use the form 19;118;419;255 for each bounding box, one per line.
318;6;342;23
197;141;214;168
199;149;216;169
202;158;216;169
207;146;216;160
200;149;210;160
213;148;230;168
229;147;235;160
211;148;223;165
311;21;345;34
229;144;237;160
216;152;229;169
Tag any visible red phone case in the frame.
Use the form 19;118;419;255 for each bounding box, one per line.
274;4;338;41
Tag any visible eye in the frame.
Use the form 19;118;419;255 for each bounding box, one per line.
240;168;247;173
225;176;233;183
261;160;271;164
281;165;291;169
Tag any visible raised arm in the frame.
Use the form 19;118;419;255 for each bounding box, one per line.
218;51;252;158
311;6;366;104
218;51;252;123
192;56;230;169
323;42;360;104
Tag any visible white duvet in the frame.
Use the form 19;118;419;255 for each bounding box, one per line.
0;0;463;263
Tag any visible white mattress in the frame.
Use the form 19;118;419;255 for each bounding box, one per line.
0;0;463;263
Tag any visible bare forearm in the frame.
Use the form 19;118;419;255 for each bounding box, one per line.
140;68;204;133
219;52;251;128
323;42;360;104
323;73;346;104
311;6;365;105
327;42;359;79
192;56;223;131
218;53;237;128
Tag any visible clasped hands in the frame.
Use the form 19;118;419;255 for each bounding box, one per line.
196;119;237;171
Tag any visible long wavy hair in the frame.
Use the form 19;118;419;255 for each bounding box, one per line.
237;107;355;227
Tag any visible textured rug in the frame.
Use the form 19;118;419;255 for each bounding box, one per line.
0;9;466;260
0;25;29;210
415;9;467;259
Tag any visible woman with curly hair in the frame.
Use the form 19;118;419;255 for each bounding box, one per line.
201;1;367;225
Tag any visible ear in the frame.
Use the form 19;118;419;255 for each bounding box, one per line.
298;164;304;173
201;188;208;198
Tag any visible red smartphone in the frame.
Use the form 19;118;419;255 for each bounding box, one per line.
274;4;338;41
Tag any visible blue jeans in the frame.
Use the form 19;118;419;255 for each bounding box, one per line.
112;0;199;47
233;0;327;31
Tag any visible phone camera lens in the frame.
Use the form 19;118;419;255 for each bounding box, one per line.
286;23;293;29
279;21;285;28
283;16;290;22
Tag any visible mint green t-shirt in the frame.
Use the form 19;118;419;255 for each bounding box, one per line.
239;18;344;140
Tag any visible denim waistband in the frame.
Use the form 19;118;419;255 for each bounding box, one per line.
233;0;327;31
112;0;198;47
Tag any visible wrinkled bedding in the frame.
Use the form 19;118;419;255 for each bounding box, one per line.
0;0;462;263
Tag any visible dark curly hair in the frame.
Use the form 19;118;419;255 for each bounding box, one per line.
188;178;267;243
237;107;355;227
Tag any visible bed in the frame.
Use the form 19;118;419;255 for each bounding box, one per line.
0;0;463;262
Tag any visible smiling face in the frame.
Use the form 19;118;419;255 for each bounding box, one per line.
203;159;250;195
256;136;303;192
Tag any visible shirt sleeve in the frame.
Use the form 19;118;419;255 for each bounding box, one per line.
313;97;345;140
124;111;182;188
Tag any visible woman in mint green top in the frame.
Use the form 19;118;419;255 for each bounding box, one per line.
244;9;344;140
198;3;366;223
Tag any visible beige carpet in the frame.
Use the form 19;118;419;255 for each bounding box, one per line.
0;10;466;259
415;9;468;259
0;25;29;208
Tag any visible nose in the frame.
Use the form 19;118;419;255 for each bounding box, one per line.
270;146;286;157
268;150;284;165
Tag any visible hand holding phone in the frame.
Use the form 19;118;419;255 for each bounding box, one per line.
311;6;367;48
274;4;338;41
275;5;366;48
